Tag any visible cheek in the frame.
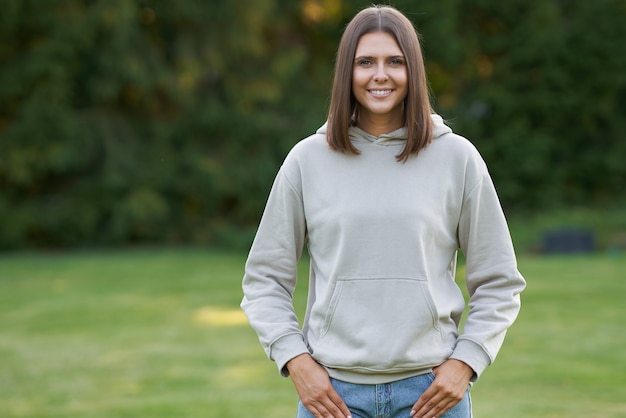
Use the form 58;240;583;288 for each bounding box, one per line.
351;74;369;99
352;70;366;87
393;69;408;85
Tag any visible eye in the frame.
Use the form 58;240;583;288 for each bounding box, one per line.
357;59;373;66
390;58;405;65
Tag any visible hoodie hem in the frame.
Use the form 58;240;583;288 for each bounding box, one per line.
325;366;434;385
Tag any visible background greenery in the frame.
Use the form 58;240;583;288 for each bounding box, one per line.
2;3;624;416
1;249;624;417
1;0;625;250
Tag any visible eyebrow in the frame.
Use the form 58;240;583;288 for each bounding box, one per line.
354;55;404;61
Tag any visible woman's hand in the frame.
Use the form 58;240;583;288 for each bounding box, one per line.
410;359;474;418
287;353;352;418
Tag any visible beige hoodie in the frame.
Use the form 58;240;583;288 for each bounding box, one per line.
241;114;525;384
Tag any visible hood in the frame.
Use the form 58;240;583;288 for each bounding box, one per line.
315;114;452;145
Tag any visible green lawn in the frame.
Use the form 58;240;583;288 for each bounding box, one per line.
0;248;624;417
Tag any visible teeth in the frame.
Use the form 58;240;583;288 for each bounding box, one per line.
371;90;392;95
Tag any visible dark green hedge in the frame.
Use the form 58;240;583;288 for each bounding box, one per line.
1;0;625;249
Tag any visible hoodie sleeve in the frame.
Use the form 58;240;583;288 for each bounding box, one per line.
450;158;526;379
240;159;309;376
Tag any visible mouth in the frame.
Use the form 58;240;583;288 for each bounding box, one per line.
369;89;393;97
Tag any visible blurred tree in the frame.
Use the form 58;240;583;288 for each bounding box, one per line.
427;0;626;210
0;0;625;249
0;0;341;248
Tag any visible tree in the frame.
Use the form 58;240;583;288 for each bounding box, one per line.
1;0;625;249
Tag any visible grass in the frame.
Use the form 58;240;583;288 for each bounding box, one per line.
0;248;625;417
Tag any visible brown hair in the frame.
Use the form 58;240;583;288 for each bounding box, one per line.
326;5;433;162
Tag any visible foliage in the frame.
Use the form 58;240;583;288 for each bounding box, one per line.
0;249;625;416
1;0;625;249
439;0;626;210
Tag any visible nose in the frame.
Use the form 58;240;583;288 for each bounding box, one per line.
374;64;388;82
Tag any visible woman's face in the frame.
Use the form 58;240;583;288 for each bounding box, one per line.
352;31;408;130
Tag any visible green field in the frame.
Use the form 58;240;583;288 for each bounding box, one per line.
1;249;625;417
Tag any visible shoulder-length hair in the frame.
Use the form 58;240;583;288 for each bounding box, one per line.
326;5;433;162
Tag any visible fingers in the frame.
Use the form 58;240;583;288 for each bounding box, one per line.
287;354;352;418
410;388;459;418
410;385;456;417
329;390;353;418
303;393;352;418
299;379;352;418
410;360;473;418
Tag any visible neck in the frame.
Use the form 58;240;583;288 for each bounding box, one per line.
356;112;405;137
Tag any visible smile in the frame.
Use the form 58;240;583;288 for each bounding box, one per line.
369;89;393;96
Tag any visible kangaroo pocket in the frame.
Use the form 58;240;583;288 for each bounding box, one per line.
311;276;448;372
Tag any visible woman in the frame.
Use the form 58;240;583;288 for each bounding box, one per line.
241;5;525;418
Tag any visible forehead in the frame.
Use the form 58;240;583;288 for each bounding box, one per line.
354;32;402;56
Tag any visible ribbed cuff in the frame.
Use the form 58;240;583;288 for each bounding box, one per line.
270;333;310;377
449;339;492;380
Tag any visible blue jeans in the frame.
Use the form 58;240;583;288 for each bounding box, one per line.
296;373;472;418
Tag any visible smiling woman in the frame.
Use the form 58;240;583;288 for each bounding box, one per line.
326;4;433;163
351;32;408;136
241;5;525;418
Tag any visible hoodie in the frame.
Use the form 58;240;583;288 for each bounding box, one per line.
241;114;525;384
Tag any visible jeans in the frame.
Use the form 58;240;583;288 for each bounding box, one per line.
296;373;472;418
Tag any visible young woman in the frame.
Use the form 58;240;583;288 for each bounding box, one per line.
241;5;525;418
